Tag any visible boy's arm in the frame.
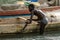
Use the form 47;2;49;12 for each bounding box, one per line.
29;11;34;23
28;10;38;22
31;10;38;21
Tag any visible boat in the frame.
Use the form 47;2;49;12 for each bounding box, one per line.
0;4;60;16
0;2;40;16
0;4;30;16
0;9;30;16
0;16;37;33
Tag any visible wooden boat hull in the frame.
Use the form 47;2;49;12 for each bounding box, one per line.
0;10;30;16
0;6;60;16
0;16;60;33
0;17;38;33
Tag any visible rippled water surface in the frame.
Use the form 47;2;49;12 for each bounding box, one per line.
0;31;60;40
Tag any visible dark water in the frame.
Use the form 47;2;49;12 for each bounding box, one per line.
0;31;60;40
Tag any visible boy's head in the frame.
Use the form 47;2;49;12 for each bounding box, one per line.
28;4;35;12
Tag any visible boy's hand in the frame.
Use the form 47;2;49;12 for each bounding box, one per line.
25;19;31;24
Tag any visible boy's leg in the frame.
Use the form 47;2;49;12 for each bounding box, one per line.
39;22;46;35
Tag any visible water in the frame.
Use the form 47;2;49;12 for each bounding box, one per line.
0;31;60;40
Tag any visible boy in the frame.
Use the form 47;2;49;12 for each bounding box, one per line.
27;4;48;35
